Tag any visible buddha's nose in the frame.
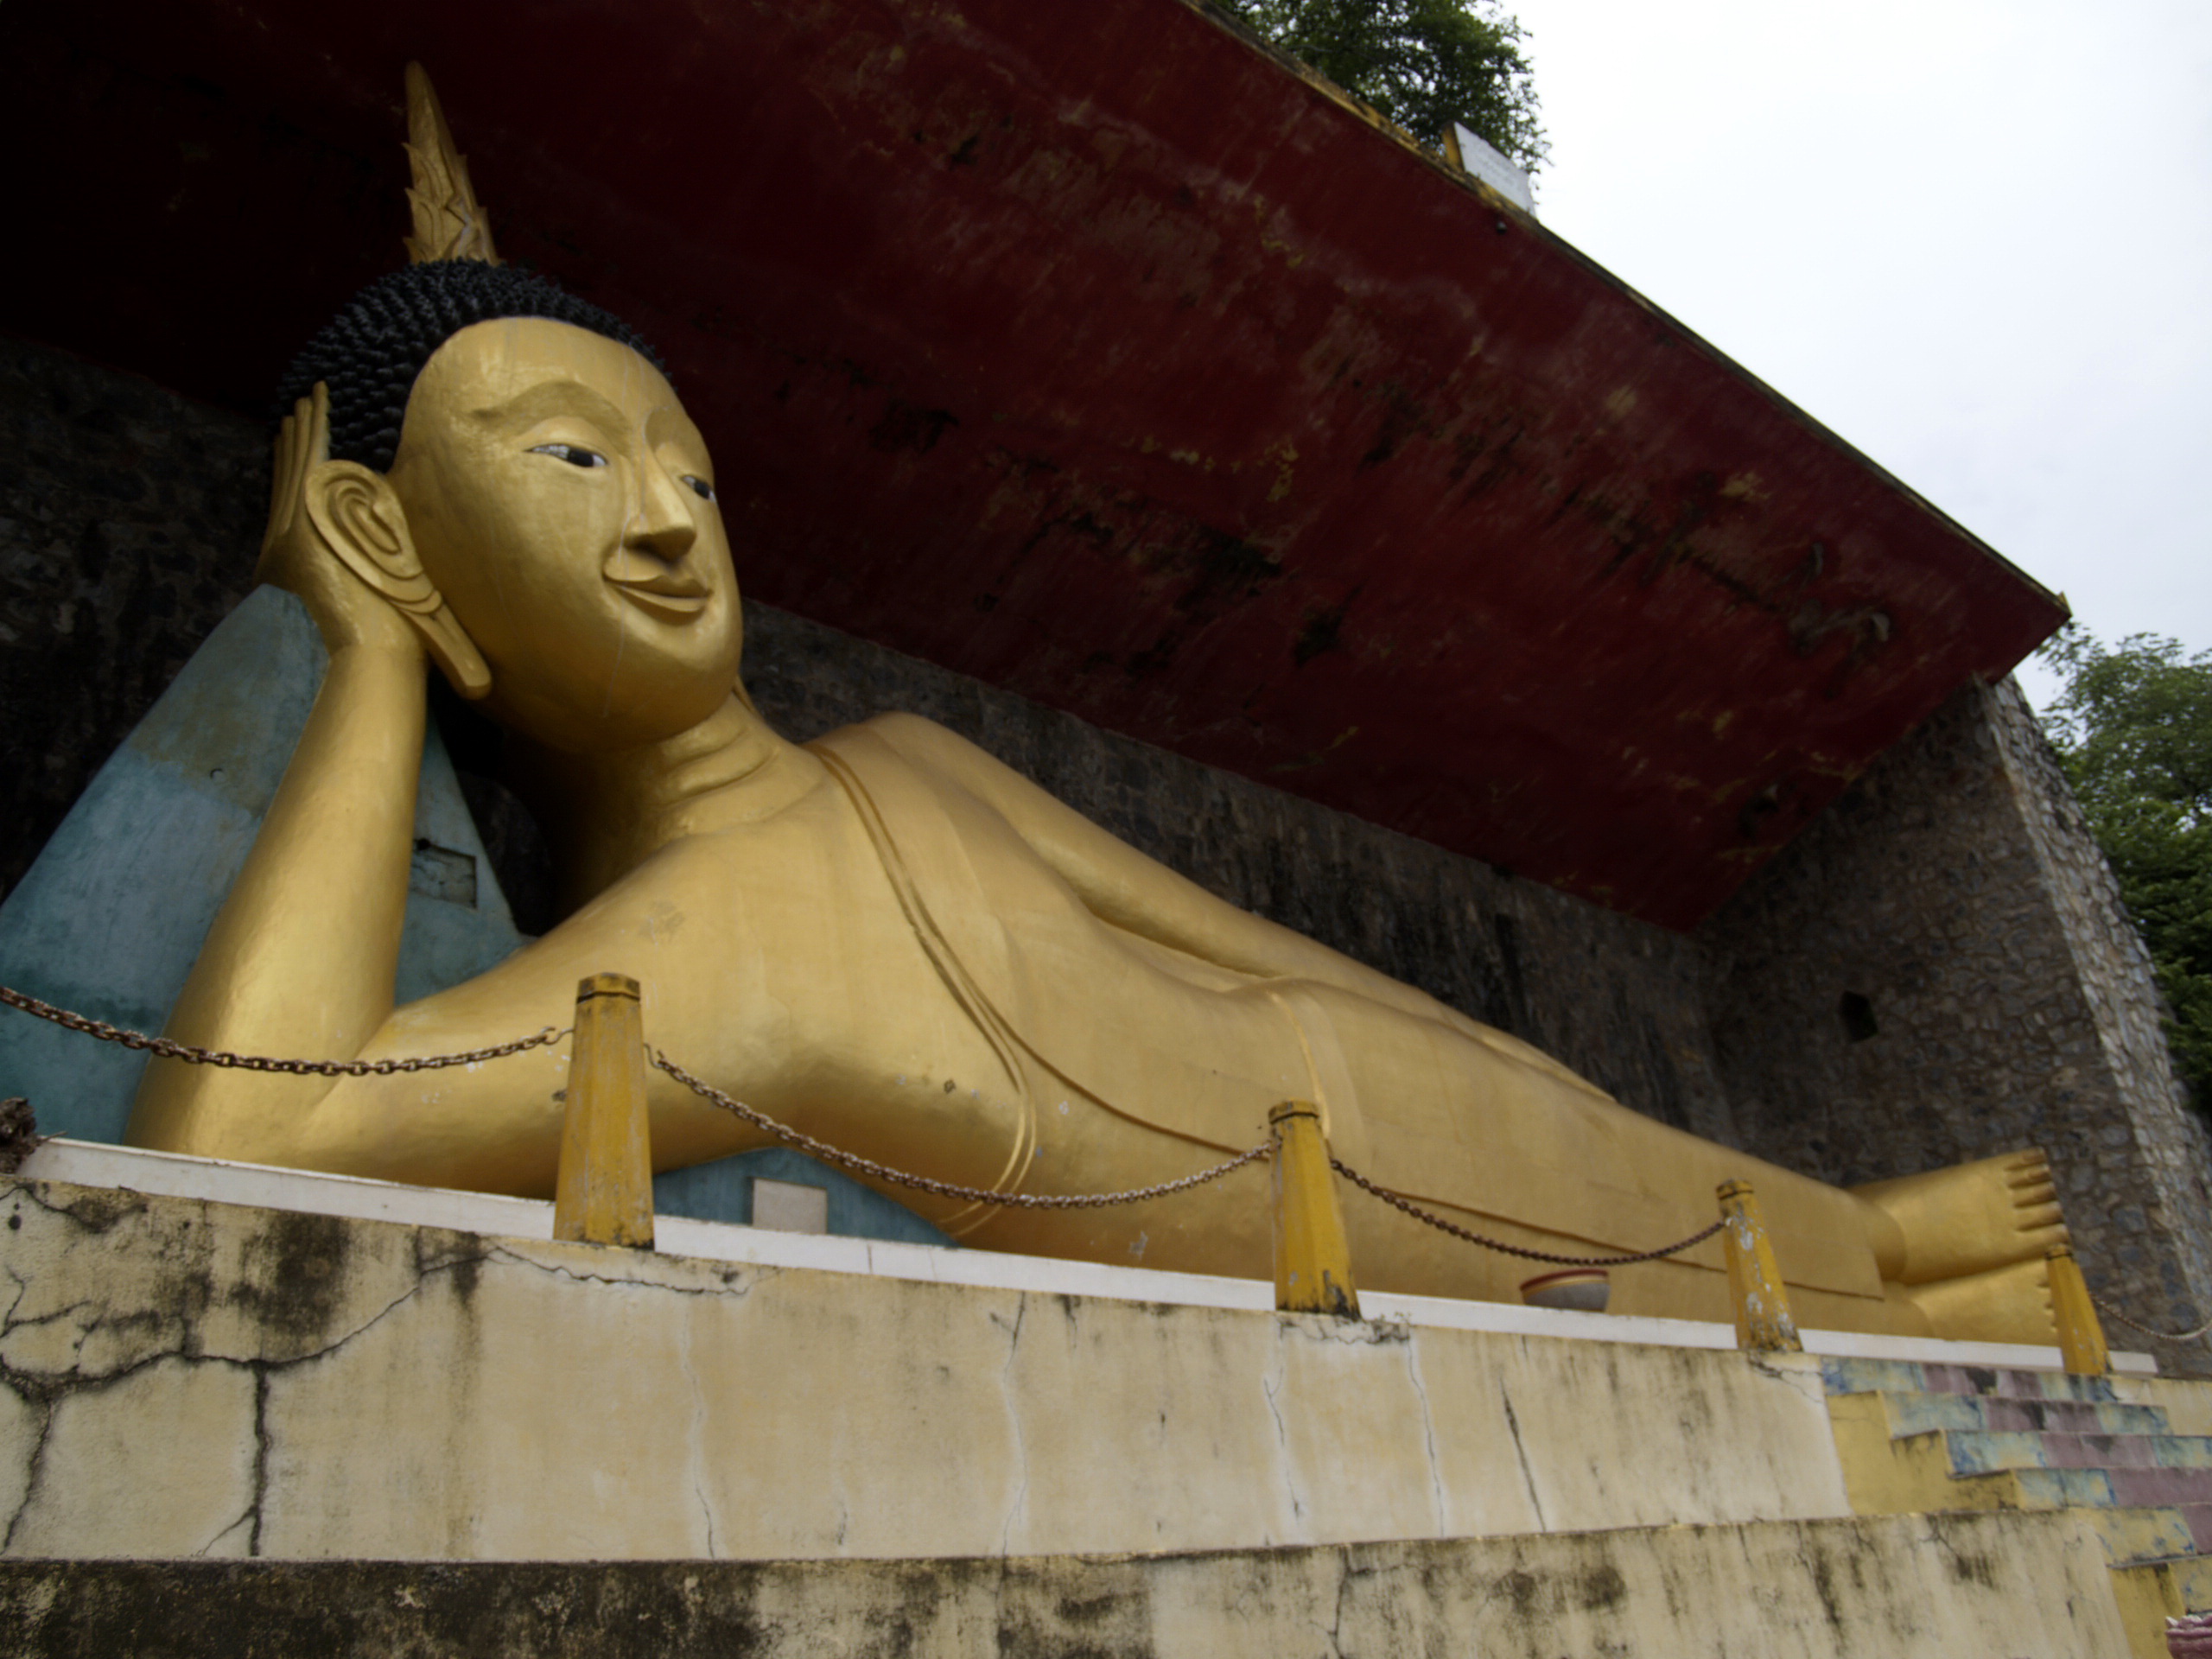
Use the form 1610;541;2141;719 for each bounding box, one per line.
625;460;700;563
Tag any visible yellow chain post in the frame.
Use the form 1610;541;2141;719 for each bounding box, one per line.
1269;1101;1361;1319
2046;1243;2110;1376
553;973;656;1249
1717;1179;1801;1352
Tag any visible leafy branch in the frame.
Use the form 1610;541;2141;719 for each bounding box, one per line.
1217;0;1549;181
2038;625;2212;1109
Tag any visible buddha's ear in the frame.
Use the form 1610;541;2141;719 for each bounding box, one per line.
305;461;493;700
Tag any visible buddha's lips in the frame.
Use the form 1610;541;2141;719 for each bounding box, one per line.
607;575;711;621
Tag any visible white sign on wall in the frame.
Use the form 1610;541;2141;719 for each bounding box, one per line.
1450;122;1535;213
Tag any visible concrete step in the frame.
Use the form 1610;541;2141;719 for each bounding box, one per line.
2112;1469;2212;1510
2108;1554;2212;1659
1819;1355;2120;1403
1852;1455;2120;1512
2072;1507;2204;1568
1831;1392;2111;1516
1946;1431;2212;1478
1982;1466;2120;1509
1925;1363;2124;1404
2186;1504;2212;1554
1874;1390;2169;1439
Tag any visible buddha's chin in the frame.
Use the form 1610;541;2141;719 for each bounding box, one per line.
482;652;740;756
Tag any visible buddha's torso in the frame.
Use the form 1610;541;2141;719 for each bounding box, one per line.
487;737;1330;1220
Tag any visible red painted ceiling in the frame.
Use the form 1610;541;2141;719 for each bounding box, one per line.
0;0;2065;927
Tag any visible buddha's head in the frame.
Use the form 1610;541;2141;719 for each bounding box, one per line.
276;261;741;753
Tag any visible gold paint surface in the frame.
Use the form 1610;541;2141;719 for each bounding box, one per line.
2048;1244;2111;1377
114;115;2080;1340
1719;1180;1802;1353
553;974;654;1249
1853;1149;2069;1285
403;63;501;266
1268;1103;1359;1318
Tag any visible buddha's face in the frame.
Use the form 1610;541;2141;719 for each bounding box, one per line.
387;316;741;752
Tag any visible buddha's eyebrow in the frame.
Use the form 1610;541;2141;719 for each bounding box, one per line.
468;377;632;433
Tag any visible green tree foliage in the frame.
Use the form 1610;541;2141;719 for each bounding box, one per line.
2039;626;2212;1109
1217;0;1548;177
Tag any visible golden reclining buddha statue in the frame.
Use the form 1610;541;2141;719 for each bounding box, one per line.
126;69;2067;1344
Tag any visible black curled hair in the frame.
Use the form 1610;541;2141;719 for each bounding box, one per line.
275;261;666;473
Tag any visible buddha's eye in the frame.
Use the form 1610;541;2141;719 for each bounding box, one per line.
529;442;607;468
684;476;718;504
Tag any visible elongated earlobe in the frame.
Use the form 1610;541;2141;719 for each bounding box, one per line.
306;461;493;699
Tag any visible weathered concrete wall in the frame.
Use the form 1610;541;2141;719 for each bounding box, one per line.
0;1175;1851;1562
1701;679;2212;1364
0;1511;2133;1657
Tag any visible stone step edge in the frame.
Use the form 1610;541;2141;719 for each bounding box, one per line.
1942;1431;2212;1477
1841;1389;2176;1438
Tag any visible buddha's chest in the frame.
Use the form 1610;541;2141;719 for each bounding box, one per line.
585;790;1013;1093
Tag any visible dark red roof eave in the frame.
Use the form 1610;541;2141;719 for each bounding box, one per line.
0;0;2066;927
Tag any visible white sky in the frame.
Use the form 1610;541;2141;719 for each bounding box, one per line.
1503;0;2212;712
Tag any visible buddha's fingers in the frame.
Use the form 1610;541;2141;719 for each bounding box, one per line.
260;386;330;580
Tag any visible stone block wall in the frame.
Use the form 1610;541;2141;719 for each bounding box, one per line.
1701;678;2212;1358
0;337;259;899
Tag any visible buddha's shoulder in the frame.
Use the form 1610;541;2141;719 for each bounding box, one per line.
808;710;1031;798
817;710;983;762
803;712;1061;862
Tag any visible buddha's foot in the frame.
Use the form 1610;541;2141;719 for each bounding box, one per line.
1853;1147;2066;1284
1891;1252;2055;1346
1852;1149;2068;1343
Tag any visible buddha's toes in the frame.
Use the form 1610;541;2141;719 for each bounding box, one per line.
1852;1147;2071;1288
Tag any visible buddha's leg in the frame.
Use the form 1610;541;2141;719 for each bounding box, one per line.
905;973;2061;1344
1278;982;1925;1332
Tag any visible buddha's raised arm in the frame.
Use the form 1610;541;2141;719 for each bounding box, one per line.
125;385;454;1160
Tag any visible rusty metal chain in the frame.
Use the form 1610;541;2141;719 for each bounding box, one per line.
0;983;564;1076
2092;1295;2212;1344
7;978;1734;1258
1329;1154;1727;1268
653;1049;1270;1210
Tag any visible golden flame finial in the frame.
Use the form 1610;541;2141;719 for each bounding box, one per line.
403;63;502;265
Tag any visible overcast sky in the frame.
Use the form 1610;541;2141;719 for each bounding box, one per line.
1502;0;2212;713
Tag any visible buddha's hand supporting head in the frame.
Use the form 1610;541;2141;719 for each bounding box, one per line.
273;268;744;754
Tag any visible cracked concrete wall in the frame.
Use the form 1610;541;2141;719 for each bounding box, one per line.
0;1512;2133;1657
0;1176;1853;1562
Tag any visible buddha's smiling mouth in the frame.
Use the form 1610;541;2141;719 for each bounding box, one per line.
606;569;711;622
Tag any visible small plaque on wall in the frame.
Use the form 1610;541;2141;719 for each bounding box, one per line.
753;1177;830;1235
